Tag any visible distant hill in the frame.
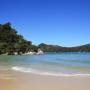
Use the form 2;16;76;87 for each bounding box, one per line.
38;43;90;52
69;44;90;52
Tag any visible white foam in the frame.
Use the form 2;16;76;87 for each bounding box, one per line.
12;66;90;77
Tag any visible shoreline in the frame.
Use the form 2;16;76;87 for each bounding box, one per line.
12;66;90;77
0;70;90;90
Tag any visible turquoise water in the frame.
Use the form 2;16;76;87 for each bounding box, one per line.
0;52;90;77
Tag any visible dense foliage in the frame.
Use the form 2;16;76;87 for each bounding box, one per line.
0;22;90;55
0;22;32;54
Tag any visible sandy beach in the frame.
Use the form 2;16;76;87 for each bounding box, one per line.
0;70;90;90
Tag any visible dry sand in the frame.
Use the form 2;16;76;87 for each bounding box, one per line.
0;70;90;90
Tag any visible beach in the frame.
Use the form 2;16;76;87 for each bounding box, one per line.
0;70;90;90
0;53;90;90
0;0;90;89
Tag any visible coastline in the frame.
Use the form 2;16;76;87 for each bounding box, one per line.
0;70;90;90
12;66;90;77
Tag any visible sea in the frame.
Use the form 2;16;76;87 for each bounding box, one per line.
0;52;90;77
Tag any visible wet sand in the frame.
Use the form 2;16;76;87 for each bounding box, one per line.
0;70;90;90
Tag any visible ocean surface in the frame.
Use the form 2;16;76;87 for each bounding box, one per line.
0;52;90;77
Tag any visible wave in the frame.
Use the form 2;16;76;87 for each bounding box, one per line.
12;66;90;77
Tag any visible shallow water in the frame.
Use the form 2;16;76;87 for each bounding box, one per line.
0;52;90;77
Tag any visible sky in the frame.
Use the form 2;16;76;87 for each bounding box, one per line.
0;0;90;47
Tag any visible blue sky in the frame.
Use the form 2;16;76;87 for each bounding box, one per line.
0;0;90;47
